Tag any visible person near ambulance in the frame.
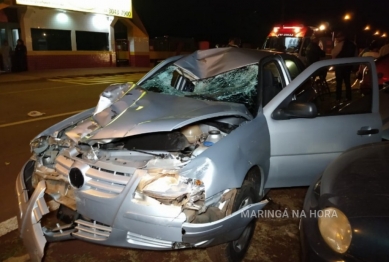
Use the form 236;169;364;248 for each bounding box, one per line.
306;35;327;81
306;35;326;65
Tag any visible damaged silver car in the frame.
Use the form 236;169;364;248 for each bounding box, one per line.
16;48;383;262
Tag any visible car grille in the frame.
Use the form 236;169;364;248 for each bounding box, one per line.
126;232;174;248
73;219;112;241
55;155;134;196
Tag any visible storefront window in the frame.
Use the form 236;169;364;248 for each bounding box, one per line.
31;28;71;51
76;31;109;51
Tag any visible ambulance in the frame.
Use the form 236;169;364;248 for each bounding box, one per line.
261;25;333;65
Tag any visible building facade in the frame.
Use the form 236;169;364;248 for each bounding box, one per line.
0;0;149;70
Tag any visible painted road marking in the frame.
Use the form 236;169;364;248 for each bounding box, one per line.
48;73;144;85
0;84;78;95
0;110;86;128
0;201;58;238
0;216;18;237
1;217;30;261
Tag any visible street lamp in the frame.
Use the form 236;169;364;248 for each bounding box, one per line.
344;14;351;20
319;24;326;31
382;33;387;38
364;25;370;31
374;30;380;36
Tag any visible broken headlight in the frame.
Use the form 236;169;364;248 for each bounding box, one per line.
136;169;204;207
30;136;49;154
31;136;74;153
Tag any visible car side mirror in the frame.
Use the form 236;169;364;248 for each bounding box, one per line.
272;101;318;120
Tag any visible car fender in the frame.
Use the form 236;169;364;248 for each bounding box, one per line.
180;113;271;198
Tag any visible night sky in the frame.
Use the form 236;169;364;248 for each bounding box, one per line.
133;0;389;47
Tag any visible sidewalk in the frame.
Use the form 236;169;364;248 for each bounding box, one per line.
0;66;152;84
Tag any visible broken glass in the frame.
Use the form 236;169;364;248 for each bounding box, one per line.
140;64;259;113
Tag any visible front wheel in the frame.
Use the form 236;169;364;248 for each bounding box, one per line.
206;181;257;262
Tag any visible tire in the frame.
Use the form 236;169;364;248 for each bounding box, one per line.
206;181;257;262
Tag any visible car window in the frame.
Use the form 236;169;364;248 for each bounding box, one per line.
292;62;372;116
264;36;302;52
284;59;301;80
262;61;284;106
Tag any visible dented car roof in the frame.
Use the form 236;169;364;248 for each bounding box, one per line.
174;47;272;79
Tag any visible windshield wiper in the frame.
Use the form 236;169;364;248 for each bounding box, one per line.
129;148;168;158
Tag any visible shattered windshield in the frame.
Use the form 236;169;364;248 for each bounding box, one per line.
140;63;259;113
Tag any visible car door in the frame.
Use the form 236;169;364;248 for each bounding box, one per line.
263;57;382;188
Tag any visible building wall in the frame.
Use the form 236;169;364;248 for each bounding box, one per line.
114;17;149;67
27;51;114;70
21;6;112;49
18;6;149;70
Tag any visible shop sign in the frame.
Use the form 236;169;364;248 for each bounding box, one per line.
16;0;132;18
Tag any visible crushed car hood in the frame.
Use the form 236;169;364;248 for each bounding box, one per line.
66;87;252;142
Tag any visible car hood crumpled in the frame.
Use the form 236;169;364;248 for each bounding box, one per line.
66;87;252;143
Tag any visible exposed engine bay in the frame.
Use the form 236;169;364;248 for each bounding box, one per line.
27;114;246;232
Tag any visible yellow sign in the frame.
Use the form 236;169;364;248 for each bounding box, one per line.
16;0;132;18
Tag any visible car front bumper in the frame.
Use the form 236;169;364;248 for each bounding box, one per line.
16;162;268;261
16;169;49;262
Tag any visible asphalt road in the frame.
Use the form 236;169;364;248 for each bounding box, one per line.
0;74;307;262
0;75;143;223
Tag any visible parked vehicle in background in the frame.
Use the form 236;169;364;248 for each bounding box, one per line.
261;25;333;65
16;48;384;262
300;141;389;262
360;54;389;95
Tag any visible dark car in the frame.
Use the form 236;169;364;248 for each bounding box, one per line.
300;141;389;261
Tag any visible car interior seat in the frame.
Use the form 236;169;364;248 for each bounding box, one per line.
262;69;282;106
171;70;195;92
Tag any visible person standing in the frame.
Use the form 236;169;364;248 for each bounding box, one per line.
227;37;241;48
13;39;27;72
1;40;12;72
306;35;326;66
306;35;327;81
331;32;357;102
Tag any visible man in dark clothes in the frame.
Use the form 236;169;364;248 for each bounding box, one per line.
13;39;27;72
306;35;327;81
331;32;356;101
306;35;326;66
